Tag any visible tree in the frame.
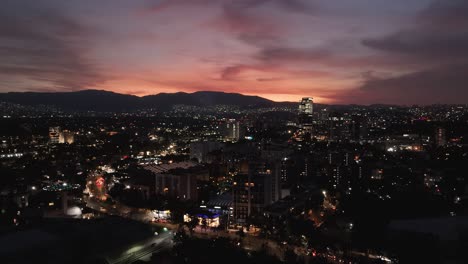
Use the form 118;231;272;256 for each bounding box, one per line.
201;217;208;232
237;227;245;242
188;215;199;236
284;248;298;264
173;229;189;245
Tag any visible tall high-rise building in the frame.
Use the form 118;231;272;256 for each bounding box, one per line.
153;173;197;200
232;161;280;224
351;115;368;141
49;126;61;144
299;97;314;115
221;119;240;141
298;97;314;136
190;141;223;163
435;127;446;147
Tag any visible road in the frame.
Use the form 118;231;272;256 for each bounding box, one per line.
105;231;174;264
84;196;173;264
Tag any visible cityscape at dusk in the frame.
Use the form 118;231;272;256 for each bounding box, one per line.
1;1;468;264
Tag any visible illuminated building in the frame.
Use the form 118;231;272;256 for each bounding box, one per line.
385;134;423;152
205;193;233;216
153;173;197;200
184;212;220;228
152;210;171;222
298;97;314;138
299;97;313;115
280;158;288;183
58;130;74;144
190;141;223;163
352;116;368;141
435;127;446;147
232;161;280;224
49;126;61;144
136;162;201;200
328;116;353;141
221;119;240;141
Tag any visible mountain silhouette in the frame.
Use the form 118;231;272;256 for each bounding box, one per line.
0;90;279;112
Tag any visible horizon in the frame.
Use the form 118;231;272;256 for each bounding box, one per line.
1;1;467;105
2;88;467;106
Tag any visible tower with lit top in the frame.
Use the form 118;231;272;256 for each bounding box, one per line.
299;97;313;115
298;97;314;137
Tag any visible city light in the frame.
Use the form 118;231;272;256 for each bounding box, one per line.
0;1;465;262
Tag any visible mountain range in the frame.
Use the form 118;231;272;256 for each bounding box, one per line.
0;90;287;112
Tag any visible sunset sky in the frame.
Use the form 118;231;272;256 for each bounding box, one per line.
1;0;467;104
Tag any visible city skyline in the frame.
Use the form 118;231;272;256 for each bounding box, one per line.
1;2;468;260
1;0;468;105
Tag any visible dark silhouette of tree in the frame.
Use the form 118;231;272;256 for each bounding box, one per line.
201;217;208;232
188;216;198;236
237;227;245;242
284;248;298;264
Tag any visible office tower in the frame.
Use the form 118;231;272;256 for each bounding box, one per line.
221;119;240;141
351;115;368;141
299;97;313;115
49;126;61;144
298;97;314;136
232;161;280;224
153;173;198;200
435;127;447;147
280;158;288;183
190;141;223;163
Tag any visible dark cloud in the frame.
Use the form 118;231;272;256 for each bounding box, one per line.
0;2;104;92
257;47;331;63
256;77;284;82
357;0;468;104
220;65;252;81
219;0;314;46
146;0;312;14
145;0;314;47
219;61;332;82
253;45;405;70
219;44;399;82
144;0;219;13
362;0;468;62
220;64;278;81
353;64;468;105
418;0;468;29
222;0;311;13
362;30;468;63
274;0;311;12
